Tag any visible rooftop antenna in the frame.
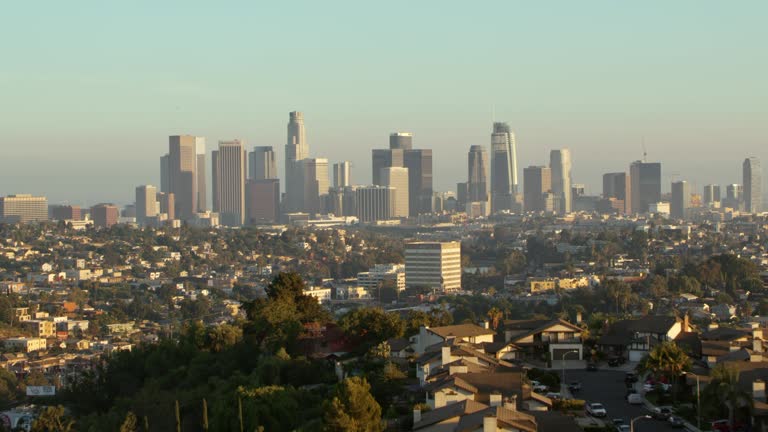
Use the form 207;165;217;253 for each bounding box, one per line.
641;136;647;162
492;104;496;124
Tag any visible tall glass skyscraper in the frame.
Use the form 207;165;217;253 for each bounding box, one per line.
284;112;308;213
490;122;518;212
550;149;572;214
744;157;762;213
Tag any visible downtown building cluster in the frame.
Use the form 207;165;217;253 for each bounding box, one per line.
1;112;764;226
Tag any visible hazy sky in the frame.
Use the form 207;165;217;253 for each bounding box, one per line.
1;1;766;206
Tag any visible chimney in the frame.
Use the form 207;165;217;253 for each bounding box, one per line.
504;395;518;412
434;391;447;408
413;408;422;424
683;314;690;332
483;415;496;432
576;311;582;324
754;339;763;354
442;345;451;366
754;380;766;402
482;320;490;329
490;392;502;407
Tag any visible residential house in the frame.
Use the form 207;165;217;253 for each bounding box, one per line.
598;315;694;362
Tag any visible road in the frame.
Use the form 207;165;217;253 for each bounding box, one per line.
565;369;683;432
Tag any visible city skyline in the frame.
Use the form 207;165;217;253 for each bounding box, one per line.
2;2;766;205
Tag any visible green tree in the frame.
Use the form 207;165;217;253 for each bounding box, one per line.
637;341;691;402
31;405;75;432
323;377;383;432
709;364;753;429
486;307;503;330
339;308;404;351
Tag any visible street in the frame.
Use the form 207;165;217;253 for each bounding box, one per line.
565;369;683;432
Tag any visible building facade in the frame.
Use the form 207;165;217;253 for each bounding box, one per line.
405;241;462;292
0;195;48;224
381;167;409;218
215;140;246;226
629;161;661;214
550;149;572;214
744;157;762;213
490;122;518;212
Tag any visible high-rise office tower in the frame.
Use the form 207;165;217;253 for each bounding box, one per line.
333;161;351;188
523;166;552;212
602;172;630;213
550;149;572;214
168;135;200;220
355;185;396;223
389;132;413;150
490;122;518;212
743;157;762;213
301;158;329;215
381;166;409;218
466;145;489;215
50;205;81;221
211;150;219;212
405;241;462;292
404;149;433;216
135;185;159;226
703;184;721;206
195;138;207;212
215;140;246;226
249;146;277;181
670;180;691;220
245;179;280;224
371;148;404;185
284;112;309;213
629;161;662;214
91;204;119;228
160;154;170;193
725;184;743;210
157;192;175;220
0;195;48;224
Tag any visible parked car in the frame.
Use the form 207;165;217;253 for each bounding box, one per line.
612;419;624;426
586;363;598;371
651;406;674;420
625;372;638;383
668;415;685;428
545;392;562;400
586;402;607;417
530;380;548;393
644;382;671;392
627;393;643;405
568;382;582;392
711;419;746;432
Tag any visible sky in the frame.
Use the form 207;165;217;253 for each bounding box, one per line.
1;1;766;206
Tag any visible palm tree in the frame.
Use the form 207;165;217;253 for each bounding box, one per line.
487;307;503;330
711;364;753;429
637;341;691;402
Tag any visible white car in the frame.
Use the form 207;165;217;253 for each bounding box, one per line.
530;380;548;393
627;393;643;405
586;402;607;417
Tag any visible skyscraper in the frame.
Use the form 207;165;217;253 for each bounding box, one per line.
371;148;404;185
670;180;690;220
355;186;396;223
404;149;433;216
725;184;743;210
523;166;552;212
381;166;409;218
284;111;309;213
333;161;351;188
195;138;207;212
160;154;170;193
211;150;219;212
466;145;489;215
389;132;413;150
215;140;246;226
249;146;277;181
0;195;48;224
157;192;175;220
743;157;762;213
245;179;280;224
602;172;630;213
135;185;158;226
168;135;200;220
703;184;721;206
50;205;81;221
550;149;572;214
629;161;661;214
301;158;329;215
91;204;119;228
490;122;518;212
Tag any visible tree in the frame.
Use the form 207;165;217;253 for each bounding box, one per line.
637;341;691;402
31;405;75;432
339;308;404;350
324;377;383;432
120;411;138;432
710;364;753;429
486;307;503;330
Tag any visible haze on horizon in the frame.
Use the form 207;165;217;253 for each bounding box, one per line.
1;1;766;206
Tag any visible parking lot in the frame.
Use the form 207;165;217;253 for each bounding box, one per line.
565;369;683;432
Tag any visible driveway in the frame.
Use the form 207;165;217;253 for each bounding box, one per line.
566;368;683;432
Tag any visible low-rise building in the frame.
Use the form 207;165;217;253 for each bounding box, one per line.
3;337;47;353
